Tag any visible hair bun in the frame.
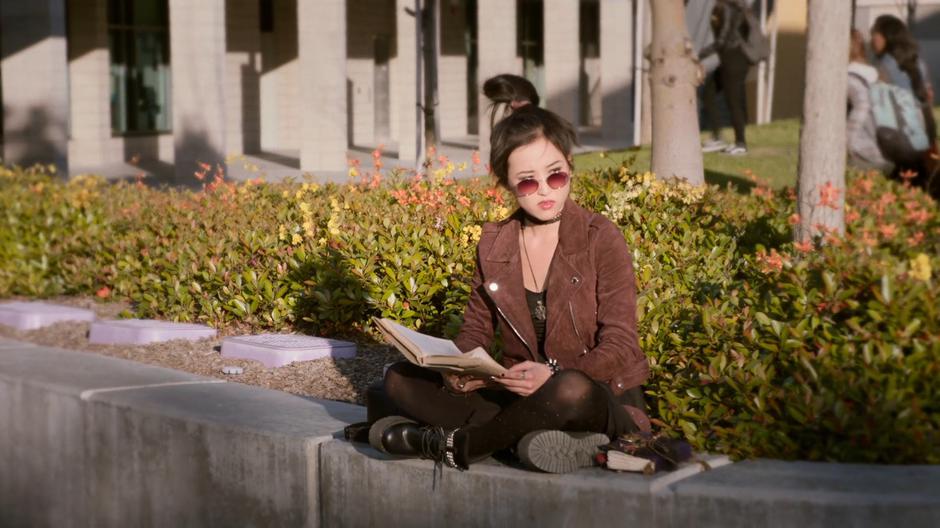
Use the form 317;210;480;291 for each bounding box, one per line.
483;74;540;107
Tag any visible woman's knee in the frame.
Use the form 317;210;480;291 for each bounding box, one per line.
543;369;600;407
383;361;426;397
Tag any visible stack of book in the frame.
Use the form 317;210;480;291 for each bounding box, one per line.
595;433;693;474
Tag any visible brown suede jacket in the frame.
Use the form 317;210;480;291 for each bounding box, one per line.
454;199;649;395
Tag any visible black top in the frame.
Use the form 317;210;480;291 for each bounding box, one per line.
525;288;547;360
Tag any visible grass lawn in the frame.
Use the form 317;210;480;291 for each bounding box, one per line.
575;106;940;193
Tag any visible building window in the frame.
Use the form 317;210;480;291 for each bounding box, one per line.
108;0;171;135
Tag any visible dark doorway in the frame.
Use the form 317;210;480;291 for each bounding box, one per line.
518;0;544;98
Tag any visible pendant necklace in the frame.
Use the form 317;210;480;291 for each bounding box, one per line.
521;226;547;322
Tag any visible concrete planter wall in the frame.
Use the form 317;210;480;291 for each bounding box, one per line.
2;338;939;527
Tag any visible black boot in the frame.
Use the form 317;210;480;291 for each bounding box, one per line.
369;416;469;470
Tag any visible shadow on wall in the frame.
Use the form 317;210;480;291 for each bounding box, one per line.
1;105;66;172
766;30;807;121
173;126;225;189
226;0;262;155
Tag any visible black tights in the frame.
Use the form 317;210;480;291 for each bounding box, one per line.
384;362;616;460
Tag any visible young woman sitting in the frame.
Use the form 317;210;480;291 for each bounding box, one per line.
370;74;650;473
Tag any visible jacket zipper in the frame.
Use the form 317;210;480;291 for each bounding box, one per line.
494;304;532;353
569;301;589;356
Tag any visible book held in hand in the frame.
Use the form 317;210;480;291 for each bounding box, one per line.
374;317;508;377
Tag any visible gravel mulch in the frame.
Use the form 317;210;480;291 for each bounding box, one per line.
0;296;398;405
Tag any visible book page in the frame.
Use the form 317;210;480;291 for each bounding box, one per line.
376;318;463;357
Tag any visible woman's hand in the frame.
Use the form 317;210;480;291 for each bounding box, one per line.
442;373;489;394
492;361;552;396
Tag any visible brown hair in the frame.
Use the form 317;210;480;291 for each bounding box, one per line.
483;74;578;187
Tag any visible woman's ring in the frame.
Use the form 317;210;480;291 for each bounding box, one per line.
521;370;527;380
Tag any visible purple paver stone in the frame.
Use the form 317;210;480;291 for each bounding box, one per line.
88;319;217;345
0;301;97;330
221;334;357;368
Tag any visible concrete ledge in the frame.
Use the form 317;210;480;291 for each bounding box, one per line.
3;339;940;527
667;459;940;527
0;342;364;527
318;440;730;527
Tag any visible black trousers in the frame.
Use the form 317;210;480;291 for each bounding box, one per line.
718;47;751;146
381;362;644;460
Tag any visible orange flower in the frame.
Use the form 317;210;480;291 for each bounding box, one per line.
787;213;801;226
855;178;873;195
899;169;918;181
818;182;841;210
907;231;925;246
794;239;814;253
472;150;482;166
824;232;844;246
96;286;111;298
878;223;897;238
905;205;929;225
756;248;786;274
861;229;878;248
845;209;860;223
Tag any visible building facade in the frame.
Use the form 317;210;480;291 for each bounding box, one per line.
0;0;639;182
2;0;938;183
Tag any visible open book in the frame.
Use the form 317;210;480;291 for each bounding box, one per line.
374;317;507;377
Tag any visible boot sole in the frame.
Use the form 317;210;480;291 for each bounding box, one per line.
368;415;416;454
517;430;610;474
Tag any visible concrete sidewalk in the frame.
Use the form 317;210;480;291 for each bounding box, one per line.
2;337;939;527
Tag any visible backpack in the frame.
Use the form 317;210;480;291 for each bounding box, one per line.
851;72;930;165
738;7;770;64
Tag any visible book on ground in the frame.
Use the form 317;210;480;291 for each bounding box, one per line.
374;317;507;377
602;450;656;474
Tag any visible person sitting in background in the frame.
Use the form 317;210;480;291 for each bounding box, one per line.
871;15;938;189
847;29;892;172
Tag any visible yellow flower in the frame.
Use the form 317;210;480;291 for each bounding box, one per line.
461;225;482;246
910;253;932;282
291;233;303;246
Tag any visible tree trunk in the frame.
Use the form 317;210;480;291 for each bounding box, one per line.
796;0;850;242
649;0;704;185
422;0;440;152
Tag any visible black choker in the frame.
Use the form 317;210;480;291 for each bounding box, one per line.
522;210;563;226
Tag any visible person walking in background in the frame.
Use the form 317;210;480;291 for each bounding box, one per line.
702;0;765;156
870;14;938;190
685;0;726;153
847;29;892;172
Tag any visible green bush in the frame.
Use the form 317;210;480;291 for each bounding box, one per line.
1;160;938;463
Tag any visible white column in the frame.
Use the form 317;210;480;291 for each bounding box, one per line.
544;0;580;126
169;0;227;183
600;0;634;144
298;0;347;172
476;0;519;163
66;0;110;170
225;0;262;155
395;0;419;164
0;0;69;172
